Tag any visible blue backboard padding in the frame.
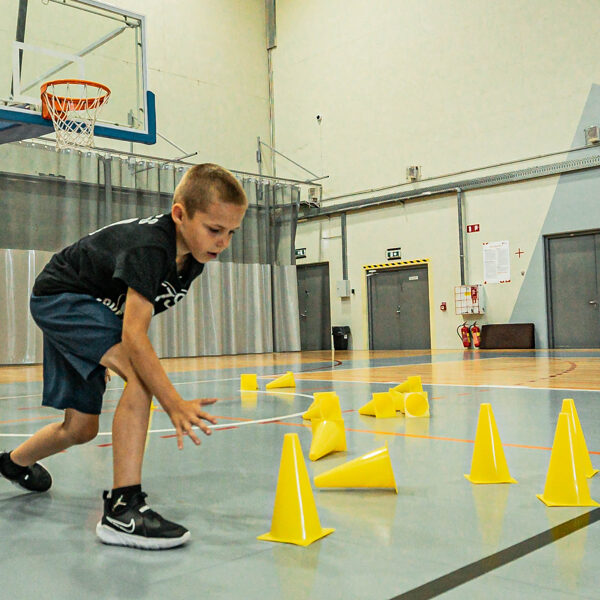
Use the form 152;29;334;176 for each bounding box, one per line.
0;91;156;145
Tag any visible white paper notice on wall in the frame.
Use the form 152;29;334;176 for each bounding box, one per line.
483;240;511;284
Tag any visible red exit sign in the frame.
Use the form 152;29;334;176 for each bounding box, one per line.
467;224;480;233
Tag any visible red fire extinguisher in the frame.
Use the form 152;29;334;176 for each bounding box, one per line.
457;322;471;348
470;322;481;348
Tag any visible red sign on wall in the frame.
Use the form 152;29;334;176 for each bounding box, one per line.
467;224;480;233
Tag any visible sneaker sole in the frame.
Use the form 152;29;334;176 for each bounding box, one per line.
96;522;190;550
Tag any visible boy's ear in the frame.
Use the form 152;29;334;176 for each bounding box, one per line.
171;202;185;223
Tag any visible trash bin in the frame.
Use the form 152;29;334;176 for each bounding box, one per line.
332;326;351;350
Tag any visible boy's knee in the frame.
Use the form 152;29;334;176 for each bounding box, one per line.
64;420;99;445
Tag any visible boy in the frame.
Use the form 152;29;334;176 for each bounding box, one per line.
0;163;248;550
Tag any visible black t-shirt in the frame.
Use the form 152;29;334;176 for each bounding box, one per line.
33;213;205;317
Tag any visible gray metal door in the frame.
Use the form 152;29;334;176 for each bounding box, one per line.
297;263;331;350
368;265;431;350
547;232;600;348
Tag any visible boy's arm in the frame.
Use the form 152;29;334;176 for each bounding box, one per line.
121;286;217;449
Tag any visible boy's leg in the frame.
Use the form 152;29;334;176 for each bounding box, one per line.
96;343;190;550
0;409;98;493
10;409;99;467
100;342;153;488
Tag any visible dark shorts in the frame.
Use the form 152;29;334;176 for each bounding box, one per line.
30;293;123;415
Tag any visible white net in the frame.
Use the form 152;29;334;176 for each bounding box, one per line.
41;80;110;150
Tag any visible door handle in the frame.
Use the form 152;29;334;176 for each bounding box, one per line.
300;312;307;318
396;306;401;314
589;300;598;306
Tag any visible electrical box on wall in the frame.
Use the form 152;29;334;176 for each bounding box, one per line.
336;280;351;298
454;285;486;315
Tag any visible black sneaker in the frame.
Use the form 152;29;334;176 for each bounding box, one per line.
0;452;52;492
96;490;190;550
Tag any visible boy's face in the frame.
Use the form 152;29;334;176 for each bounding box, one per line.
173;197;247;263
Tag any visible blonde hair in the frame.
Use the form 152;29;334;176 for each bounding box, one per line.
173;163;248;216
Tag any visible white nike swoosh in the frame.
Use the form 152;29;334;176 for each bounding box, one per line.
106;515;136;534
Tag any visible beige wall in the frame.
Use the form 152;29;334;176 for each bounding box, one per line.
279;1;600;349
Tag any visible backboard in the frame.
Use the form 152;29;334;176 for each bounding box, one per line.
0;0;155;145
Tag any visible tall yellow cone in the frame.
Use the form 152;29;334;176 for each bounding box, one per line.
389;389;405;413
309;418;346;461
537;413;599;507
258;433;334;546
465;403;517;484
405;392;430;418
391;376;423;394
314;445;398;492
266;371;296;389
303;392;338;420
240;374;258;391
561;399;598;478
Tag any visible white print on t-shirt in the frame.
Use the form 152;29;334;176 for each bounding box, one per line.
155;281;188;309
97;294;126;316
88;214;163;236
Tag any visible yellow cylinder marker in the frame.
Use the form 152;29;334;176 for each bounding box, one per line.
241;374;259;391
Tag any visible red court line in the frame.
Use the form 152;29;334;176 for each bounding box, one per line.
97;443;112;448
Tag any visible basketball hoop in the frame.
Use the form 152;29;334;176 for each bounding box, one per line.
40;79;111;150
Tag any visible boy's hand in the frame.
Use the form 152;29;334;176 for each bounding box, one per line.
168;398;218;450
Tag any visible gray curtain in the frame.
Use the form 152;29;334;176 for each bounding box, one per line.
0;141;300;364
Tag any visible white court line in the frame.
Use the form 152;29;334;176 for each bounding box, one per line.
297;378;600;393
0;389;312;438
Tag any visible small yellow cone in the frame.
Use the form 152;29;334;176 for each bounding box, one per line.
309;418;346;461
266;371;296;389
465;403;517;484
258;433;334;545
537;412;599;507
314;445;398;492
391;376;423;394
404;392;430;418
240;374;258;391
303;392;338;420
561;399;598;478
358;398;376;416
373;392;396;418
389;389;405;413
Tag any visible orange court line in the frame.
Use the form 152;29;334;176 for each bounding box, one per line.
210;413;600;454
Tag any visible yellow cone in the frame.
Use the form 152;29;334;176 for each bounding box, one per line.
373;392;396;418
266;371;296;389
405;392;430;418
258;433;334;546
465;403;517;484
537;412;599;507
314;445;398;492
358;398;376;416
240;374;258;391
303;392;338;420
318;394;342;420
309;418;347;461
391;376;423;394
389;389;405;413
561;399;598;478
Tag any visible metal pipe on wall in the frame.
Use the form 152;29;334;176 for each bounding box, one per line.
341;212;348;280
456;188;466;286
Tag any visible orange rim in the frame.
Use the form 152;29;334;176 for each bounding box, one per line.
40;79;111;120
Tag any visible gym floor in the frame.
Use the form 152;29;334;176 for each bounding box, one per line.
1;349;599;599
